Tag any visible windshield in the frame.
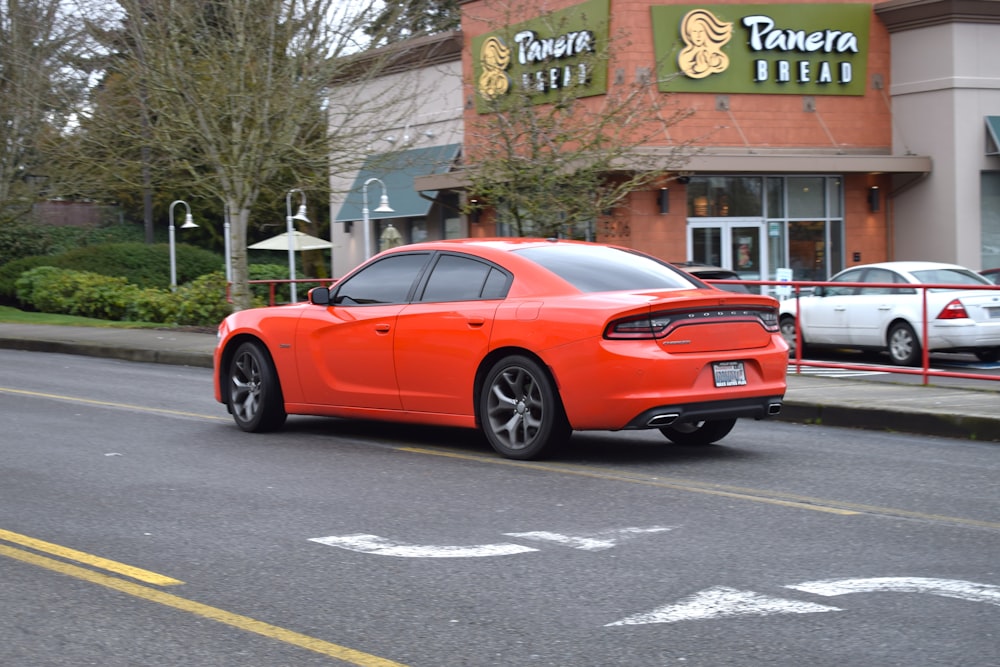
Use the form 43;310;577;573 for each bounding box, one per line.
910;268;991;288
515;244;697;292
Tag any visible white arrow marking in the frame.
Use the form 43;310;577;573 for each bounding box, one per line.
787;577;1000;607
308;534;538;558
605;586;841;626
503;526;676;551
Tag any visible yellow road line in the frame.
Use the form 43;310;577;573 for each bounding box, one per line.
0;386;227;420
0;528;182;585
399;446;1000;530
0;544;409;667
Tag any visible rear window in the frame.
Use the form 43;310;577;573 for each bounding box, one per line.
515;244;695;292
910;268;991;288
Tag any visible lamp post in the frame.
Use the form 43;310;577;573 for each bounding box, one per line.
168;199;198;292
223;202;232;284
285;188;311;303
362;177;394;261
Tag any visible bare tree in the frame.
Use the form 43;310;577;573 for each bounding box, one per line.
0;0;82;221
58;0;415;311
463;1;695;239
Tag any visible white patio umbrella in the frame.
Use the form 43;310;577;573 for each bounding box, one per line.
248;230;333;251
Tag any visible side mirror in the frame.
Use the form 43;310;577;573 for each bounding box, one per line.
309;286;330;305
811;286;826;297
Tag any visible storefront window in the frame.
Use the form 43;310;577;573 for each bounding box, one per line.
788;221;827;281
687;177;762;217
787;177;825;218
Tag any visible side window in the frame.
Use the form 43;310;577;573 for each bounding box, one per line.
860;268;895;295
333;254;429;305
826;269;863;296
420;254;511;302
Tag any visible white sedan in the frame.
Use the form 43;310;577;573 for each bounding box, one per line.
779;261;1000;365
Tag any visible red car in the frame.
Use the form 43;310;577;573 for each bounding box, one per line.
214;239;788;459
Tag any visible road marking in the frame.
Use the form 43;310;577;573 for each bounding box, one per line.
787;577;1000;606
311;526;677;558
309;534;538;558
0;544;409;667
504;526;675;551
0;528;182;586
606;586;841;626
0;386;227;421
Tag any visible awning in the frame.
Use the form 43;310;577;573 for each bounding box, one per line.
413;147;933;192
334;143;461;222
987;116;1000;156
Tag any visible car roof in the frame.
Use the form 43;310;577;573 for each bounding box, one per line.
838;260;974;274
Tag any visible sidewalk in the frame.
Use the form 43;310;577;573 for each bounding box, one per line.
1;322;997;443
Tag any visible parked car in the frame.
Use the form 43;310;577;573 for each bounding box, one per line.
672;262;752;293
214;238;788;460
779;261;1000;365
982;267;1000;285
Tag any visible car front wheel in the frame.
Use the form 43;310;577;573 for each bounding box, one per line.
228;341;287;432
659;419;737;446
480;355;570;460
887;322;921;366
779;315;807;356
975;348;1000;363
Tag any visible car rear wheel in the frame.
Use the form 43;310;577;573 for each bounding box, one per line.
480;355;570;460
228;341;287;432
887;322;921;366
659;419;737;446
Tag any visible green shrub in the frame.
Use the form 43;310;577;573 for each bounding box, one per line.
172;272;235;326
0;256;57;302
55;242;222;289
15;266;140;320
15;266;236;327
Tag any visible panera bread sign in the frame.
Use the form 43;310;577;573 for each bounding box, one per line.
651;3;871;95
471;0;610;112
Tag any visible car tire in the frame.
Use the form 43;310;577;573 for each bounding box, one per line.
887;322;921;366
480;355;570;460
779;315;807;356
228;341;287;432
659;419;737;446
975;348;1000;363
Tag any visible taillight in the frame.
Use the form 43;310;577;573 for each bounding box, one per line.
936;299;969;320
605;314;674;339
605;306;780;339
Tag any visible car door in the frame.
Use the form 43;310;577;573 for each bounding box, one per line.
800;268;864;344
394;253;510;416
295;253;431;410
847;267;914;347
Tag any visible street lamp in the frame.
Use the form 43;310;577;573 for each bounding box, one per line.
362;177;394;261
286;188;311;303
223;201;232;284
169;199;198;292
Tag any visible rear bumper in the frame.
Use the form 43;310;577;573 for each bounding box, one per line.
621;395;785;430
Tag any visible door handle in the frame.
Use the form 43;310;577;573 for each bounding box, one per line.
375;323;391;333
467;317;485;327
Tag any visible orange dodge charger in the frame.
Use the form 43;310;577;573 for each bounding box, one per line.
214;238;788;459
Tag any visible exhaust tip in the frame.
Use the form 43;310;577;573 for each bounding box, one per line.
647;413;680;427
768;403;782;415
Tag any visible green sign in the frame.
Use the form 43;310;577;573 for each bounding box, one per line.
651;4;871;95
471;0;610;112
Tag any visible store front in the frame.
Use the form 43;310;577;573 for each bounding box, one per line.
685;175;844;282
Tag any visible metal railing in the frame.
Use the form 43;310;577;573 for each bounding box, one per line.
714;278;1000;385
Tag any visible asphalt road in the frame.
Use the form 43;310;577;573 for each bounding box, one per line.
2;349;999;667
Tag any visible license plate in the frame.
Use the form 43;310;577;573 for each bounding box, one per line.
713;361;747;387
987;308;1000;319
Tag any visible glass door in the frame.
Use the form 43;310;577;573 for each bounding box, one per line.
687;218;768;285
